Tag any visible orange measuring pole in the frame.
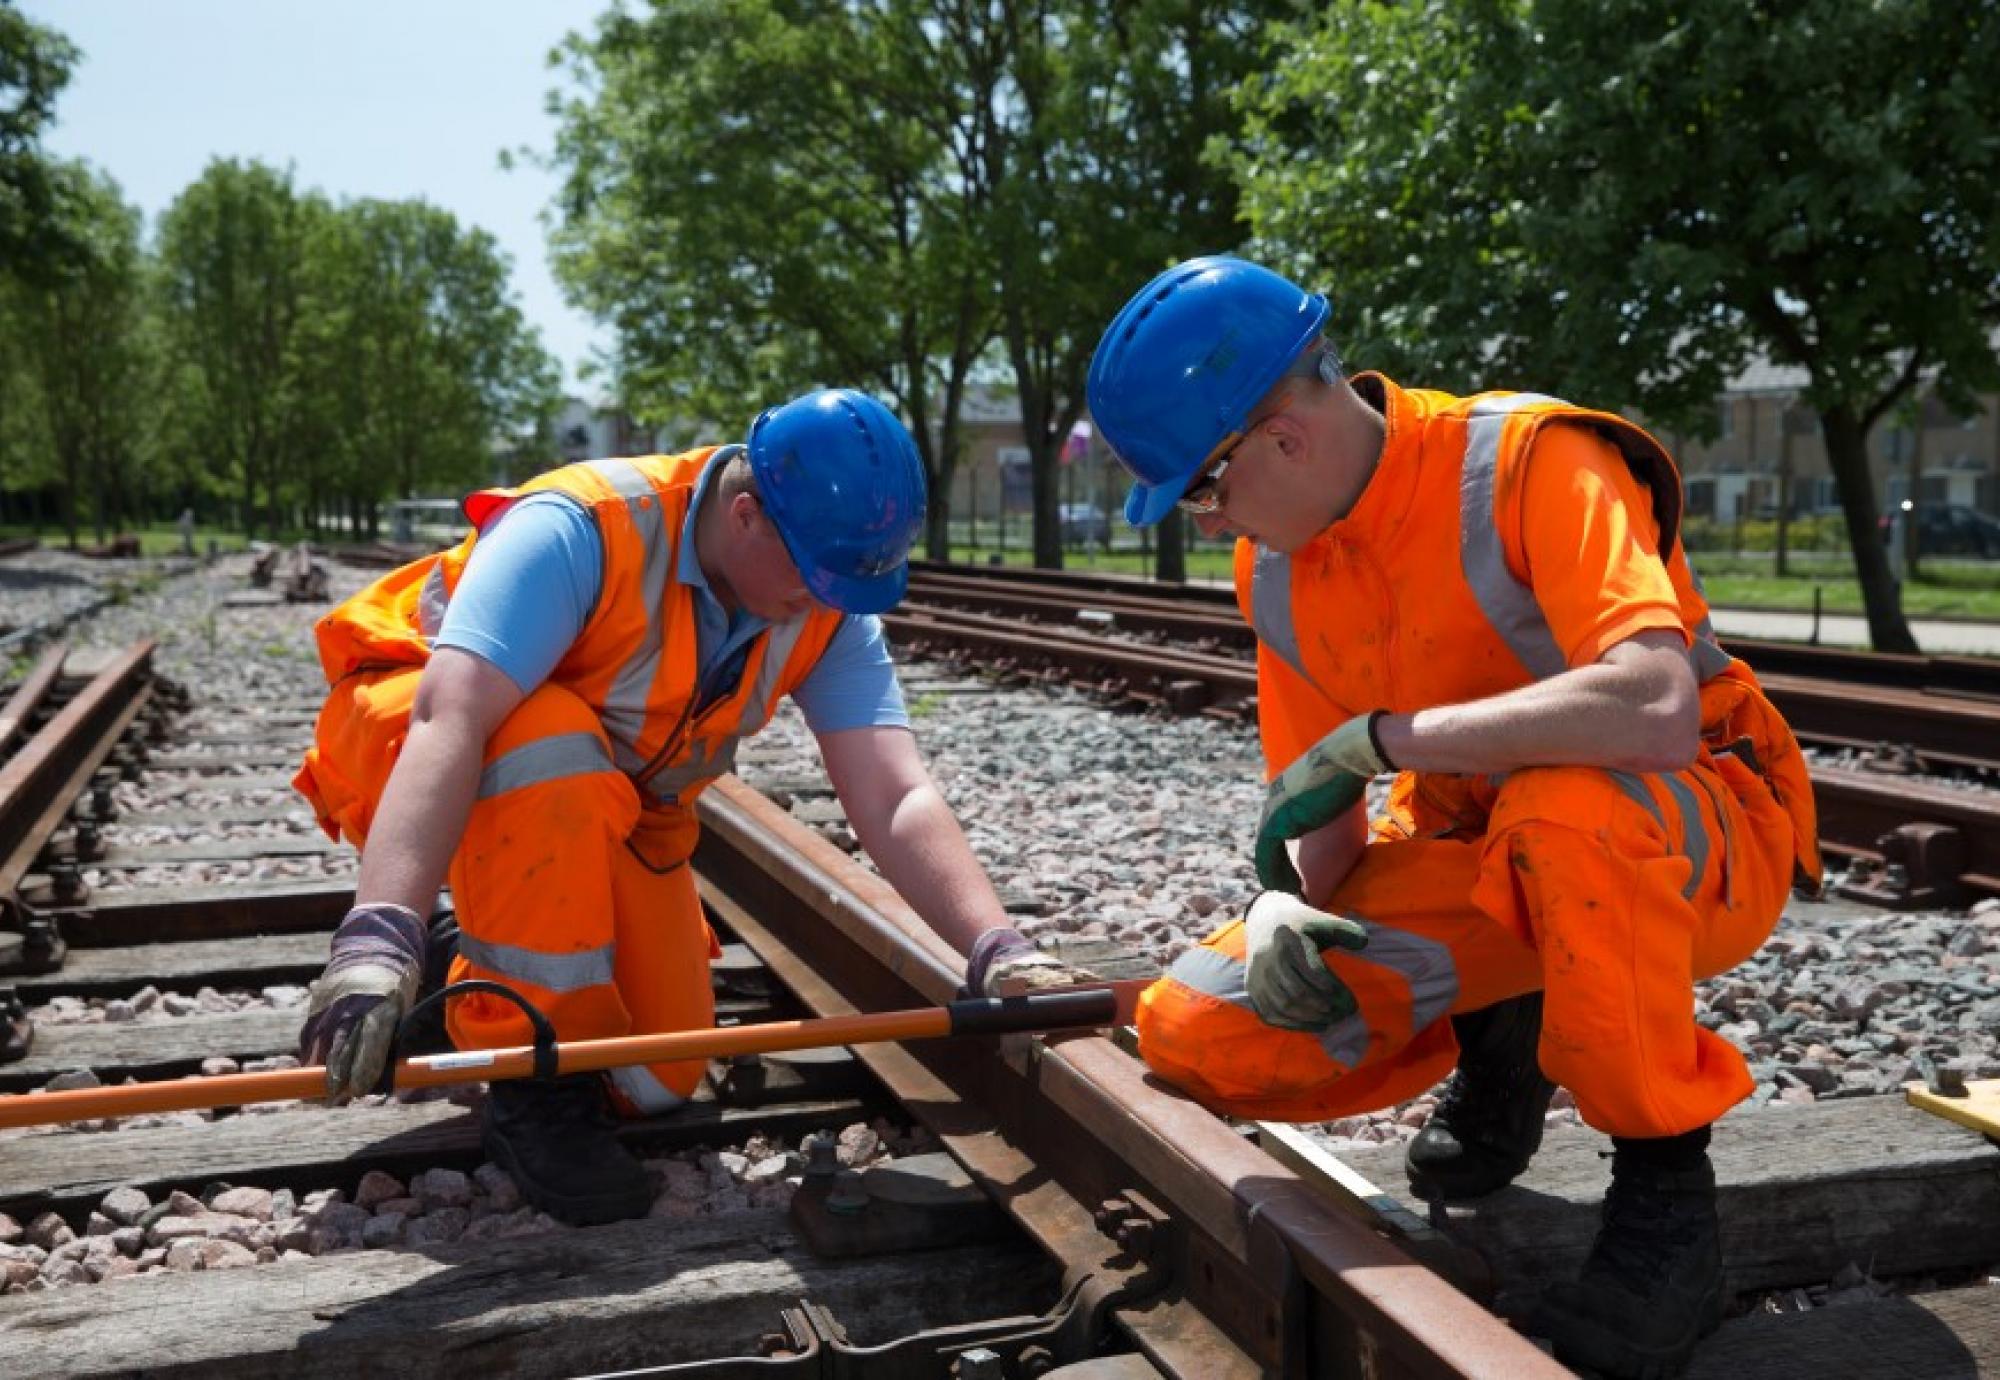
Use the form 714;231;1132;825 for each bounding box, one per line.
0;988;1123;1131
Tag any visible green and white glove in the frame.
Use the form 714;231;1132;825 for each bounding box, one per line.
1253;712;1395;895
1243;891;1371;1032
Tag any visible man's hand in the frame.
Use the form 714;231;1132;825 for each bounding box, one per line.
1254;712;1394;893
298;903;426;1103
966;926;1099;997
1243;891;1370;1032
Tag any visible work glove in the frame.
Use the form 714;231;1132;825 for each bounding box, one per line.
1243;890;1370;1032
1254;711;1395;895
298;902;426;1104
964;926;1100;998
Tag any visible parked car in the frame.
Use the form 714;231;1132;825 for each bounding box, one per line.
1880;503;2000;557
1059;502;1111;547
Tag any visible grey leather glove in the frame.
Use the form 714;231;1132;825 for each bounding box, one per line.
299;902;426;1103
965;927;1099;997
1243;890;1370;1032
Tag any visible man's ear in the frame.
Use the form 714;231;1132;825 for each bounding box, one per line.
726;491;762;534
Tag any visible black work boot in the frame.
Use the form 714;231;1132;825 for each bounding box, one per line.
1405;992;1558;1200
1533;1130;1725;1379
481;1074;655;1225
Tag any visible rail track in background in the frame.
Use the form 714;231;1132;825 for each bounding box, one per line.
0;610;1989;1374
895;562;2000;908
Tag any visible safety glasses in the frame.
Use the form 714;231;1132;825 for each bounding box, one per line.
1174;348;1341;517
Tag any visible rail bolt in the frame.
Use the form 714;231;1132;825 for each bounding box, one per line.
952;1347;1006;1379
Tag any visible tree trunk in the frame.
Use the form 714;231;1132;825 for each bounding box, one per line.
1154;509;1187;583
1775;402;1795;578
1821;406;1917;653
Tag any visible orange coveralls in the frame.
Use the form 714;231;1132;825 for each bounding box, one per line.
294;450;843;1111
1136;377;1820;1138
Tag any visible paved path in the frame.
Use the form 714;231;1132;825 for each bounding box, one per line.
1709;607;2000;658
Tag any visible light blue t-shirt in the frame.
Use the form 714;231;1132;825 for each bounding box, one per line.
433;456;908;735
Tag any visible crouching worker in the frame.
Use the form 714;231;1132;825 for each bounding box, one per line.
1089;258;1819;1379
291;389;1089;1225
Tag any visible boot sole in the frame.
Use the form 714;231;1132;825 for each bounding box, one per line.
1537;1279;1725;1379
481;1120;654;1227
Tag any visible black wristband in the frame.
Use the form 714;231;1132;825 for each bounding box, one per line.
1365;710;1397;772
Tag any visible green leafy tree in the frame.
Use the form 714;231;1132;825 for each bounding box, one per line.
1228;0;2000;651
297;197;557;533
985;0;1278;572
155;159;315;539
0;162;152;547
0;2;76;281
545;0;995;557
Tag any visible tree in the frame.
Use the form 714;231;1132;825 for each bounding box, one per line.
155;159;314;539
0;163;152;547
974;0;1281;572
297;198;558;532
1228;0;2000;651
0;2;77;280
545;0;996;558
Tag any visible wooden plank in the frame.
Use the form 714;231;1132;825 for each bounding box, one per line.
0;1006;305;1088
11;932;329;998
1907;1077;2000;1138
144;750;302;771
136;770;301;793
1689;1285;2000;1379
0;1208;1056;1378
87;835;344;867
0;1090;880;1221
54;877;356;945
114;804;319;828
1330;1096;2000;1304
3;993;793;1091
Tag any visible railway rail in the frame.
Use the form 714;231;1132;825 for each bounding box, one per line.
0;562;1994;1376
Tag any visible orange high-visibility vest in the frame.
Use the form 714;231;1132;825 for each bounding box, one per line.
300;447;844;864
1239;376;1820;884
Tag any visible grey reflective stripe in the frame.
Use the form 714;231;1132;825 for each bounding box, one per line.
458;932;615;993
418;562;450;641
645;616;807;800
1607;769;1666;832
1344;917;1459;1038
649;734;741;799
477;732;615;799
1462;395;1568;680
609;1062;687;1114
587;457;673;774
1690;633;1732;682
1606;769;1716;900
1163;945;1254;1010
1661;773;1712;901
1315;1012;1374;1069
1249;544;1310;681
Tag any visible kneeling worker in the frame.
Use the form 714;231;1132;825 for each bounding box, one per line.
292;389;1087;1224
1089;258;1818;1378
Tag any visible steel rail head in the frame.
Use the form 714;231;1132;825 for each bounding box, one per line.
693;774;1564;1379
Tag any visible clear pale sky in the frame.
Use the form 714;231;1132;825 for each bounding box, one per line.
21;0;607;392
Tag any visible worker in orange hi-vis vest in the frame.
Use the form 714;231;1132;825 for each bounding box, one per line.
1088;258;1818;1380
292;390;1092;1227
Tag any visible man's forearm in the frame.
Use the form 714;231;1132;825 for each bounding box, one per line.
1374;638;1698;776
353;717;486;919
851;784;1007;957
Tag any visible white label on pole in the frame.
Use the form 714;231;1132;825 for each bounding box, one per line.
419;1051;497;1071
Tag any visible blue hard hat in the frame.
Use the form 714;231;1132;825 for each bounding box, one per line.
746;389;927;615
1087;256;1330;527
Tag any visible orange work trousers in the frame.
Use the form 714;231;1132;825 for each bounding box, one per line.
296;667;719;1113
1136;752;1798;1138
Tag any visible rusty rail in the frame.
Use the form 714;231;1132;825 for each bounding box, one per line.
693;776;1562;1378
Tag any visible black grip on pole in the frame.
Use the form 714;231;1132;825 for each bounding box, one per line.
946;987;1119;1037
390;979;561;1087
